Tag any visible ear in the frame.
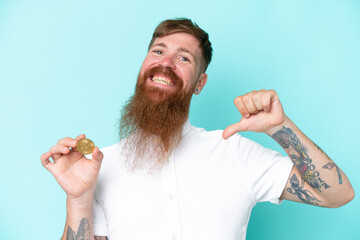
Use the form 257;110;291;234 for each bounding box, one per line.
194;73;208;95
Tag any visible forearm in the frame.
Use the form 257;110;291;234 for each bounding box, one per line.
61;193;94;240
268;116;354;206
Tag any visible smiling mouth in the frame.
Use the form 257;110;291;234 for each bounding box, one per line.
151;75;174;86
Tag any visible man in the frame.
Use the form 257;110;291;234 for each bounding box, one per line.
41;18;354;240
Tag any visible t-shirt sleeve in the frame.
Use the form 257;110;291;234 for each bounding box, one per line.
92;197;109;236
237;135;293;204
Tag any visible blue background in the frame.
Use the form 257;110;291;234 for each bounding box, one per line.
0;0;359;239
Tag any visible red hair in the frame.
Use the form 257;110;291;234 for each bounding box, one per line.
148;18;213;72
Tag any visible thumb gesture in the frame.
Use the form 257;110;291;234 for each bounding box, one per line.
222;90;286;139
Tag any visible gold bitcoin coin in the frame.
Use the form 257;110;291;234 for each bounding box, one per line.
77;138;95;154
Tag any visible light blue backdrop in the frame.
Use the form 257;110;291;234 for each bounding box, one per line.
0;0;359;239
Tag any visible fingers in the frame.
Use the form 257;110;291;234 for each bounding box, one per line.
262;90;275;112
234;96;250;118
224;90;280;139
252;91;264;112
75;134;86;141
44;134;86;163
234;89;278;117
57;135;85;149
73;134;86;152
40;151;54;173
49;143;71;158
235;95;257;118
49;137;76;161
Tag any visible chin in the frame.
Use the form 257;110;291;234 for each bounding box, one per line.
146;88;175;103
144;83;178;101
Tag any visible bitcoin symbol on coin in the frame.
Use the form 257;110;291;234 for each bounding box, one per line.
77;139;95;154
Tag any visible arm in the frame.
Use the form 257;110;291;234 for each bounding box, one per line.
62;197;107;240
223;89;354;207
40;135;106;239
269;117;353;207
62;194;94;240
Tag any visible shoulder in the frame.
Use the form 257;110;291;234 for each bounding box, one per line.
97;141;126;175
186;123;283;160
181;124;249;155
100;142;122;158
185;123;243;145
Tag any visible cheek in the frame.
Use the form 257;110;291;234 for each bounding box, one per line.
182;70;198;88
179;64;195;78
139;62;150;75
139;56;155;74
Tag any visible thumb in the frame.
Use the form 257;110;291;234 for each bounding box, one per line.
222;119;249;140
91;147;104;164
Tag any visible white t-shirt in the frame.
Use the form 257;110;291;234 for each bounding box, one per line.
93;121;293;240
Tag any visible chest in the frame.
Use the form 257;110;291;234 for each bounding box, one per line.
98;151;254;240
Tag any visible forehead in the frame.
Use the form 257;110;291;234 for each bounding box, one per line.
152;32;202;57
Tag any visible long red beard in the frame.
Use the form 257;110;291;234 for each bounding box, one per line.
119;66;194;172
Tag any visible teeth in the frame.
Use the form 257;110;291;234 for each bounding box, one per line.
152;76;174;86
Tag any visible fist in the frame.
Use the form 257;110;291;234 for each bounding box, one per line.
222;89;287;139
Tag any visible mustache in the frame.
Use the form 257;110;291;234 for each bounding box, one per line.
142;66;183;87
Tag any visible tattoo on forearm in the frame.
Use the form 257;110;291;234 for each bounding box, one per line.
314;141;332;159
322;162;342;184
323;162;335;170
66;218;91;240
272;127;330;191
335;165;343;184
287;174;321;205
314;142;325;154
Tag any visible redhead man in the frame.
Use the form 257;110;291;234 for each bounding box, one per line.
41;18;354;240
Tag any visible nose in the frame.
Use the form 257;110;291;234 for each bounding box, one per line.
160;55;176;69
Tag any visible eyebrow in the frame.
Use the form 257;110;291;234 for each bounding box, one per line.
151;43;196;60
152;43;167;48
177;47;196;60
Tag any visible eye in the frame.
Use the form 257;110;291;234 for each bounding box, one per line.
153;50;163;55
180;56;190;62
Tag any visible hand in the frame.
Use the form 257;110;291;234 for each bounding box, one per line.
222;89;287;139
41;134;103;200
